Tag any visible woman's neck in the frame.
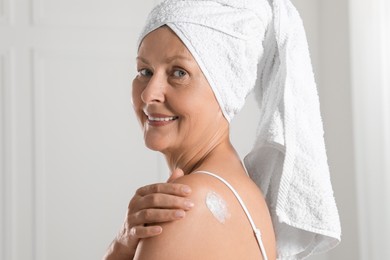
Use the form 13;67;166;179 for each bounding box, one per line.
163;131;236;175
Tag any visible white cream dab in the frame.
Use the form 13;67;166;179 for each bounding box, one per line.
205;191;231;223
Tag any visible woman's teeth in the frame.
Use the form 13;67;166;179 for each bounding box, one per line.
148;116;178;122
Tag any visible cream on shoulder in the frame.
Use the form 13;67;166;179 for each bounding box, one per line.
205;191;231;224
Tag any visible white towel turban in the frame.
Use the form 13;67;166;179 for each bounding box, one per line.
138;0;341;259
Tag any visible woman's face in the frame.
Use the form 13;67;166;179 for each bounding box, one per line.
132;26;226;153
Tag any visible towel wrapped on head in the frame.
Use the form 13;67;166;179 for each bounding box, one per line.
138;0;341;259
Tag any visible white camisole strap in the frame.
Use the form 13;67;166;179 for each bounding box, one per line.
194;170;268;260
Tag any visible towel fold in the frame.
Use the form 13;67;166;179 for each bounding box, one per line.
138;0;341;258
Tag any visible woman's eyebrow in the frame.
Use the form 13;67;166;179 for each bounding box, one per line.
164;55;192;63
136;56;149;64
136;55;192;64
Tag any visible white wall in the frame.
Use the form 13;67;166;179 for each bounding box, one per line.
349;0;390;259
317;0;360;259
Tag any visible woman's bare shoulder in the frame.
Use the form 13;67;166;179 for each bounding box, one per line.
134;173;274;260
133;173;233;259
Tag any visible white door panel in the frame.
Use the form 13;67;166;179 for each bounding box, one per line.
1;1;161;259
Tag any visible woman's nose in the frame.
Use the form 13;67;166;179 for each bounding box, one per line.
141;73;166;104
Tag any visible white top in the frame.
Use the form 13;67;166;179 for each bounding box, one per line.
194;170;268;260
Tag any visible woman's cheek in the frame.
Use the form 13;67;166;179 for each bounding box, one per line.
168;75;192;88
131;80;146;124
132;78;145;100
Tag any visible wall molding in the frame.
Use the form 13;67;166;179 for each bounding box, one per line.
0;0;14;25
31;49;47;260
349;0;390;259
0;50;6;260
1;50;14;260
380;0;390;198
0;0;9;24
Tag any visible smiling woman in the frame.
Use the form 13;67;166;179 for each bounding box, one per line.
103;0;341;259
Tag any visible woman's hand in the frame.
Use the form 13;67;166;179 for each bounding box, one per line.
103;168;193;260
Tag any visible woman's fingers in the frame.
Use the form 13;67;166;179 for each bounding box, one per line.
130;208;187;226
129;225;163;239
134;193;194;211
120;168;192;246
104;169;190;259
136;182;191;197
108;225;163;257
131;183;194;213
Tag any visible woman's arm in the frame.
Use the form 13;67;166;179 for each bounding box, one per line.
103;169;194;259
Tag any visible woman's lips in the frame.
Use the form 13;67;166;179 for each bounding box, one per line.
145;113;179;126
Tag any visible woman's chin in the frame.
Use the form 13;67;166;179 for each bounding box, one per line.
144;139;169;152
143;130;176;152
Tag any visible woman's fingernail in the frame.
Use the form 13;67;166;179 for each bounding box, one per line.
184;200;195;209
175;210;185;218
152;226;162;234
182;186;191;194
130;227;136;237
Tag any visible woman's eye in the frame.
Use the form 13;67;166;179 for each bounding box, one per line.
138;69;152;77
173;69;187;78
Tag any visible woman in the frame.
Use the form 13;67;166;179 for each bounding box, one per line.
104;0;341;259
105;25;276;259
